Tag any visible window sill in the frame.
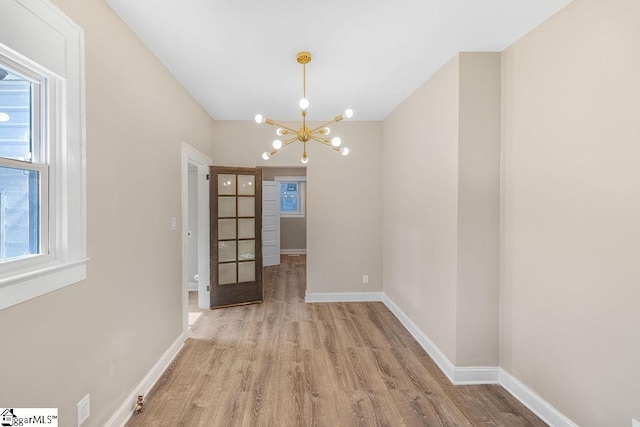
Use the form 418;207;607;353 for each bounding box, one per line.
0;258;89;310
281;213;306;218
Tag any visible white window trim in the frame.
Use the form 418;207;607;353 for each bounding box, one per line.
275;176;306;218
0;0;87;311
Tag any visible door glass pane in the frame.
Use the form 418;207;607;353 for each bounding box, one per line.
218;219;236;240
218;197;236;217
218;174;236;195
238;218;255;239
237;175;255;195
238;261;255;282
238;197;255;217
219;263;237;285
0;167;40;262
219;241;236;262
238;240;255;260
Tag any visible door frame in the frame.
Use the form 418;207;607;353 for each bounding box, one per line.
181;142;212;340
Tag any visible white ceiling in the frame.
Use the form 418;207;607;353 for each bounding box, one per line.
105;0;571;121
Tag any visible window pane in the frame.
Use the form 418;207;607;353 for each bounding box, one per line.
280;182;299;213
218;241;236;262
218;196;236;217
238;218;254;239
218;263;236;285
238;240;255;260
238;197;254;217
238;261;255;283
218;219;236;240
237;175;255;195
0;66;32;161
0;166;40;261
218;174;236;195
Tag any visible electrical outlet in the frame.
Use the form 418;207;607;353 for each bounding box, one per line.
362;274;369;284
632;418;639;427
77;394;90;426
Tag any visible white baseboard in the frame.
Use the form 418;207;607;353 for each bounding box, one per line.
188;281;198;291
381;293;458;383
382;292;575;426
281;249;307;255
304;292;383;303
499;369;578;427
453;366;499;385
105;335;185;427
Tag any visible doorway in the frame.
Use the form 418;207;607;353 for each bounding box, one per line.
261;167;307;266
181;143;212;339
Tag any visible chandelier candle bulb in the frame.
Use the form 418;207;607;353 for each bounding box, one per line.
256;51;353;162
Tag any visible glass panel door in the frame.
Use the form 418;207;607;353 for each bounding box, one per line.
210;167;262;308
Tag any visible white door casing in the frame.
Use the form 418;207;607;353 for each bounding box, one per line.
181;142;211;339
262;181;280;267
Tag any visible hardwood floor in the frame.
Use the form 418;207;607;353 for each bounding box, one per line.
127;255;546;426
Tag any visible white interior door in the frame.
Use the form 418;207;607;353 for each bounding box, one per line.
262;181;280;267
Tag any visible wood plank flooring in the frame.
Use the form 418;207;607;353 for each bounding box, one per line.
127;255;547;426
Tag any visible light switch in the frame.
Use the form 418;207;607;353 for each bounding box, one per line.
171;217;177;231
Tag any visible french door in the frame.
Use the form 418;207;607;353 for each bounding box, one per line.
210;166;263;308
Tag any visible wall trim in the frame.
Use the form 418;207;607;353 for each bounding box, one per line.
499;369;578;427
381;293;458;383
381;292;576;426
105;335;185;427
281;249;307;255
453;366;499;385
304;292;383;303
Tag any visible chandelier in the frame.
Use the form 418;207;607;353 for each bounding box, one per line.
255;51;352;164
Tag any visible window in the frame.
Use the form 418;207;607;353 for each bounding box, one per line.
0;59;48;263
0;0;86;311
275;176;306;217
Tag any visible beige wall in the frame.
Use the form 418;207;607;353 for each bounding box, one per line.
456;53;501;366
0;0;215;425
262;167;306;181
501;0;640;425
212;120;383;293
280;218;306;250
383;56;461;362
383;53;501;366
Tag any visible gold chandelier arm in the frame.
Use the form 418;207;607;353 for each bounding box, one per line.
311;136;342;151
283;136;298;146
265;118;298;134
311;136;332;146
309;114;345;134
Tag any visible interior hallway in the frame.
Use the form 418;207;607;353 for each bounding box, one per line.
127;255;546;426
